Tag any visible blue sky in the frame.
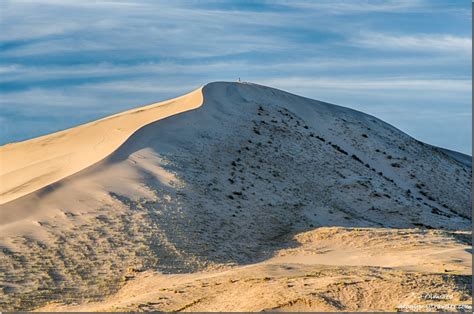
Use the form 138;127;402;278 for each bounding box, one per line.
0;0;471;154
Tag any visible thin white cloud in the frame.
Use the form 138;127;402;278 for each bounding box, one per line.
0;89;103;109
261;77;472;92
2;55;469;84
277;0;471;17
78;80;200;94
12;0;143;7
353;32;472;54
279;0;425;14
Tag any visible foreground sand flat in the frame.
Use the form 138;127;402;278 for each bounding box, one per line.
0;87;203;204
38;227;472;312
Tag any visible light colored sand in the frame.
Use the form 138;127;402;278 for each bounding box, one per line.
272;227;472;274
38;227;472;312
0;86;203;204
0;82;471;311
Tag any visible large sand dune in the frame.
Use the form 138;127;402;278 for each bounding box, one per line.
0;82;471;311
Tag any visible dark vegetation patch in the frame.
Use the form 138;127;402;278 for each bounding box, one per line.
331;144;348;155
351;154;363;164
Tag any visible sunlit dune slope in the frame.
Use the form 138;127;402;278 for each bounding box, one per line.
0;87;204;204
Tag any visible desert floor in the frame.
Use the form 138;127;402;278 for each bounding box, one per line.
37;227;471;312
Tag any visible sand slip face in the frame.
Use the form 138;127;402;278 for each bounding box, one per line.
0;87;203;204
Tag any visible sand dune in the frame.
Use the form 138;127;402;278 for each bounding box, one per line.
0;87;203;204
0;82;471;311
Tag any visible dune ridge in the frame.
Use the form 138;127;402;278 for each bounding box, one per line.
0;86;204;205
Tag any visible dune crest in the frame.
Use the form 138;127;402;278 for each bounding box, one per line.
0;86;204;204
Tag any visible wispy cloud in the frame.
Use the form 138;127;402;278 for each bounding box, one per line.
262;77;472;92
1;56;468;84
353;32;472;54
278;0;425;14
